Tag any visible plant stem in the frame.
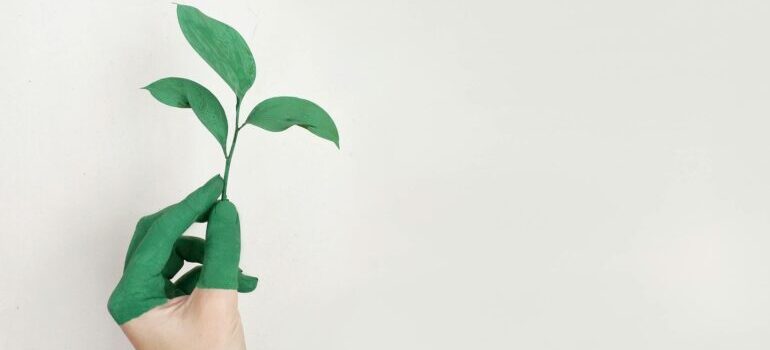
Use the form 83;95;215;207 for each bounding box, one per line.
222;97;242;200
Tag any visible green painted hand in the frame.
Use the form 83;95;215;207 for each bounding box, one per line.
111;4;341;345
108;175;257;327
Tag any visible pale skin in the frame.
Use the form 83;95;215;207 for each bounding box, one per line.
120;289;246;350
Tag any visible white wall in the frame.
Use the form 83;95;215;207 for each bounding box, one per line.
2;0;770;348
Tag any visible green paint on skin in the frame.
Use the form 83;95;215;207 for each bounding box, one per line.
113;3;342;325
198;200;241;288
108;176;257;325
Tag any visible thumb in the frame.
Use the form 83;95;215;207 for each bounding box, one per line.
198;200;241;290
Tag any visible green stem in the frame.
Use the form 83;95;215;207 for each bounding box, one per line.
222;97;242;200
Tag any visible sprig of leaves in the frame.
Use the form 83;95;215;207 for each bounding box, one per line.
144;4;339;199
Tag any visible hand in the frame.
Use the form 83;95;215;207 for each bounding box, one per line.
108;175;257;350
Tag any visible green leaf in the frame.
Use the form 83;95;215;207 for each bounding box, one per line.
144;77;228;151
245;97;339;148
176;4;256;99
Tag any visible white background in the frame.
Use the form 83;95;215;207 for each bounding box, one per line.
1;0;770;348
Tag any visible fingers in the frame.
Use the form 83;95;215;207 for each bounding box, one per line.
161;236;205;279
174;266;203;295
109;176;226;325
125;175;223;276
238;271;259;292
123;207;169;270
197;200;240;289
174;236;206;262
173;266;258;295
162;235;258;295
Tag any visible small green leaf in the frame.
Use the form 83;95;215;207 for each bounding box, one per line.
245;97;339;148
144;77;228;151
176;4;256;99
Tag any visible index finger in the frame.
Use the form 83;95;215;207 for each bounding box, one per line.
125;175;223;276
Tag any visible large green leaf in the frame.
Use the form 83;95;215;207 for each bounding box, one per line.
245;96;339;148
177;4;256;99
144;77;228;151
